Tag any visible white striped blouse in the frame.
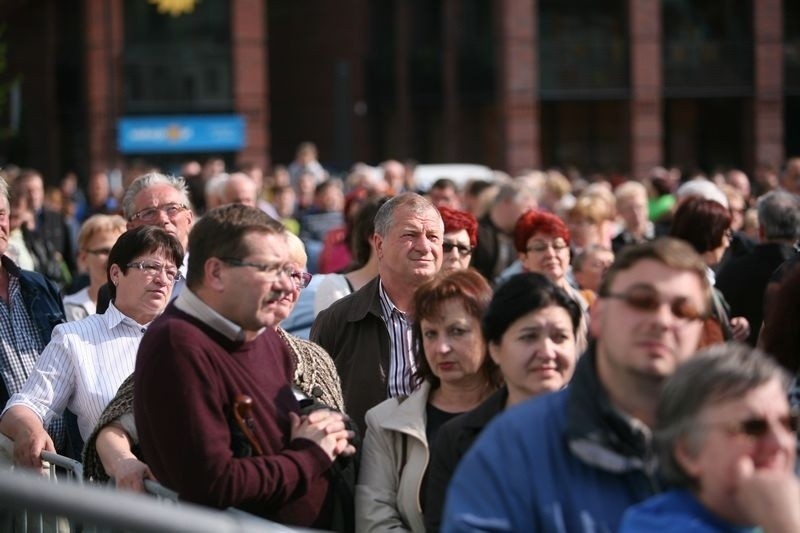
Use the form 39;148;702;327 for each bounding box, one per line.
2;303;148;441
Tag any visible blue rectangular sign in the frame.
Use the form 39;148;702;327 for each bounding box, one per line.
118;115;246;153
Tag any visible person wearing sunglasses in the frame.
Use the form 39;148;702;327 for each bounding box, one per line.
63;214;127;321
620;343;800;532
437;205;477;272
443;238;710;533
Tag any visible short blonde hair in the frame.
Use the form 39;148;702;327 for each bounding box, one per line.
285;231;308;267
614;180;648;204
77;214;127;251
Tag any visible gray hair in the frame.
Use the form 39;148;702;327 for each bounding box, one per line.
373;192;441;238
757;190;800;241
494;181;536;205
121;172;192;220
656;343;790;489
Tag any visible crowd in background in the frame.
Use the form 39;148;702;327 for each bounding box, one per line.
1;140;800;531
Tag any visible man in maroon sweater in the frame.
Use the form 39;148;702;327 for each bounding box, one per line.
134;204;354;529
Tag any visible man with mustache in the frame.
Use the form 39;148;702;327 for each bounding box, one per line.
443;238;711;532
134;204;354;530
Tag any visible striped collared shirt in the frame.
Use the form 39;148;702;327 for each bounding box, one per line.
2;303;149;441
378;280;416;397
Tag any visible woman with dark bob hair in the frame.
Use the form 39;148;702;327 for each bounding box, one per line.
669;195;749;345
620;343;799;532
424;272;582;532
355;269;498;532
1;225;183;472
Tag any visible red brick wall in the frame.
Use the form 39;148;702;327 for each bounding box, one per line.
629;0;662;180
497;0;538;175
754;0;784;169
232;0;269;171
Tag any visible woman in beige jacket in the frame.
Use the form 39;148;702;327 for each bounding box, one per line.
355;269;500;532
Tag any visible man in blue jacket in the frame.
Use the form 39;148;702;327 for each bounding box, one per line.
442;238;710;533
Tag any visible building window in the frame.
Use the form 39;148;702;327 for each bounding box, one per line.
123;0;232;114
538;0;629;99
663;0;753;96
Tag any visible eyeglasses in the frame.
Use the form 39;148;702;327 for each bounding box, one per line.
291;270;313;289
86;247;112;256
526;239;569;254
219;257;295;281
126;261;181;284
442;241;473;257
707;412;800;440
600;284;708;321
130;203;189;223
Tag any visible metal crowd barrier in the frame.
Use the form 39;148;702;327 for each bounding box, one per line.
0;456;317;532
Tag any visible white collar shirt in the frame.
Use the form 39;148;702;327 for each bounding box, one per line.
2;303;150;441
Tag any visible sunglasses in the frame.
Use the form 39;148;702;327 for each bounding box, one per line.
713;412;800;439
601;284;708;321
442;241;473;257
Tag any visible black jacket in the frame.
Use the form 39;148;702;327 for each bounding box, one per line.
424;387;508;533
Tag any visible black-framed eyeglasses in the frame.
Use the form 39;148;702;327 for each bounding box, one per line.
130;203;189;223
126;261;181;284
442;241;473;257
291;270;313;289
219;257;294;281
705;411;800;439
600;284;708;321
86;247;112;256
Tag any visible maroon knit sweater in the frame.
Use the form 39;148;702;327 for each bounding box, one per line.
134;304;333;528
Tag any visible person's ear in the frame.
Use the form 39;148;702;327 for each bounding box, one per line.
205;257;227;292
674;436;702;478
108;263;122;287
373;233;384;260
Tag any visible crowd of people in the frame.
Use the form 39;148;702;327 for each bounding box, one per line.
1;143;800;531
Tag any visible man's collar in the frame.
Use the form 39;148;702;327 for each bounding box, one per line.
174;288;260;342
565;348;656;474
1;255;22;277
378;279;404;316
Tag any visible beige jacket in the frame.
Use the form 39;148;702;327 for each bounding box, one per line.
355;382;431;533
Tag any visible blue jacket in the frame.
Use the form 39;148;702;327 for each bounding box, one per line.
620;490;756;532
14;263;65;348
442;349;660;533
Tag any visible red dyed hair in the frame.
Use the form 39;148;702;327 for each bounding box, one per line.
514;210;570;253
438;205;478;246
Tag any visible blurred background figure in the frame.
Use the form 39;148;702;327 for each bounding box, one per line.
572;244;614;302
670;196;750;346
612;180;654;254
314;196;383;315
288;141;327;185
427;178;462;210
63;214;127;321
81;171;118;222
221;172;258;208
